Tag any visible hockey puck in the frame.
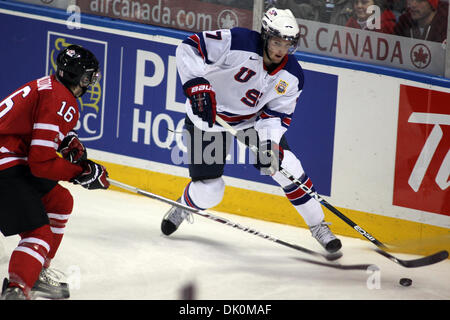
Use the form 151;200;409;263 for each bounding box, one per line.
399;278;412;286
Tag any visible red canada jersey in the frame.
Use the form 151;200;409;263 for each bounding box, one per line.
0;75;83;181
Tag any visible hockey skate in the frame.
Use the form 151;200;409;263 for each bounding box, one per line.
1;278;27;300
309;221;342;253
31;267;70;299
161;199;193;236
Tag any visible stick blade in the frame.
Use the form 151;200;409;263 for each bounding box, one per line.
276;239;342;261
375;249;448;268
293;257;375;270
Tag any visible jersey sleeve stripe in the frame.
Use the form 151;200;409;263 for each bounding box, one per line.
259;109;292;128
189;34;205;61
33;123;59;131
282;117;292;128
261;108;290;118
198;34;212;64
188;34;212;64
0;156;28;165
30;139;58;150
217;111;259;125
182;37;198;48
33;123;64;141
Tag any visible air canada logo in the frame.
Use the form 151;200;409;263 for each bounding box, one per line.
47;33;107;141
217;10;239;29
410;44;431;69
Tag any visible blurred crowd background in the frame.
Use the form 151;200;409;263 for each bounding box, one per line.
5;0;450;76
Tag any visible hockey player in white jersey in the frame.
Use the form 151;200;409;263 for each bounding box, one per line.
161;8;342;253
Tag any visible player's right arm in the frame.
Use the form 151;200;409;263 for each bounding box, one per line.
176;29;232;83
176;29;232;127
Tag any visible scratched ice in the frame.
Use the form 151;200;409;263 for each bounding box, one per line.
0;182;449;299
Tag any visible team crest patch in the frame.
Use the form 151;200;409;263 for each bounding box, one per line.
275;80;288;94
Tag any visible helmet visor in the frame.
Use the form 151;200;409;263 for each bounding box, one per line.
268;35;299;55
80;69;101;88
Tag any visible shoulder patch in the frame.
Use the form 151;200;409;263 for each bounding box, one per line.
275;80;289;94
37;76;53;91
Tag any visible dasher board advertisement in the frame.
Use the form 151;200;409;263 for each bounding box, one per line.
0;8;337;196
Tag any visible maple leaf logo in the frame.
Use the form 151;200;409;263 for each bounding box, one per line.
220;14;236;29
413;47;428;65
218;10;238;29
410;44;431;69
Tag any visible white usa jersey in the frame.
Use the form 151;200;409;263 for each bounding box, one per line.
176;27;304;143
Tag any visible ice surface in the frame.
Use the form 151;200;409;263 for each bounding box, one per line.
1;182;449;300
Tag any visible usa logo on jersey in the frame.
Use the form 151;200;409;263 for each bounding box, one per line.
46;33;107;141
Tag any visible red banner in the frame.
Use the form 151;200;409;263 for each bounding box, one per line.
76;0;253;33
394;85;450;215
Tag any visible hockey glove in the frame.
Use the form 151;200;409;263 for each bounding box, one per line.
71;160;110;190
183;77;217;128
258;140;284;175
58;131;87;164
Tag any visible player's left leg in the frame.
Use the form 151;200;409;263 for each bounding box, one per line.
161;178;226;235
0;167;72;300
257;135;342;253
161;116;229;235
27;184;73;299
5;224;53;299
0;166;55;299
40;184;73;268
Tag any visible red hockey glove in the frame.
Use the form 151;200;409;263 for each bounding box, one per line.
258;140;284;175
58;131;87;164
71;160;110;190
183;77;217;128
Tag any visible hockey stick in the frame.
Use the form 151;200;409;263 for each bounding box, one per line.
107;178;342;262
215;116;449;268
292;257;376;271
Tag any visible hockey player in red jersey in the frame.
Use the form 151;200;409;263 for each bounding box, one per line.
0;45;109;300
161;8;342;254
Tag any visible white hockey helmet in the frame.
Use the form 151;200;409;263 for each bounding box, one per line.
261;8;300;54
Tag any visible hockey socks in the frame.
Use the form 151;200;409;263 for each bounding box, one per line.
41;184;73;268
8;224;53;297
282;175;324;227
